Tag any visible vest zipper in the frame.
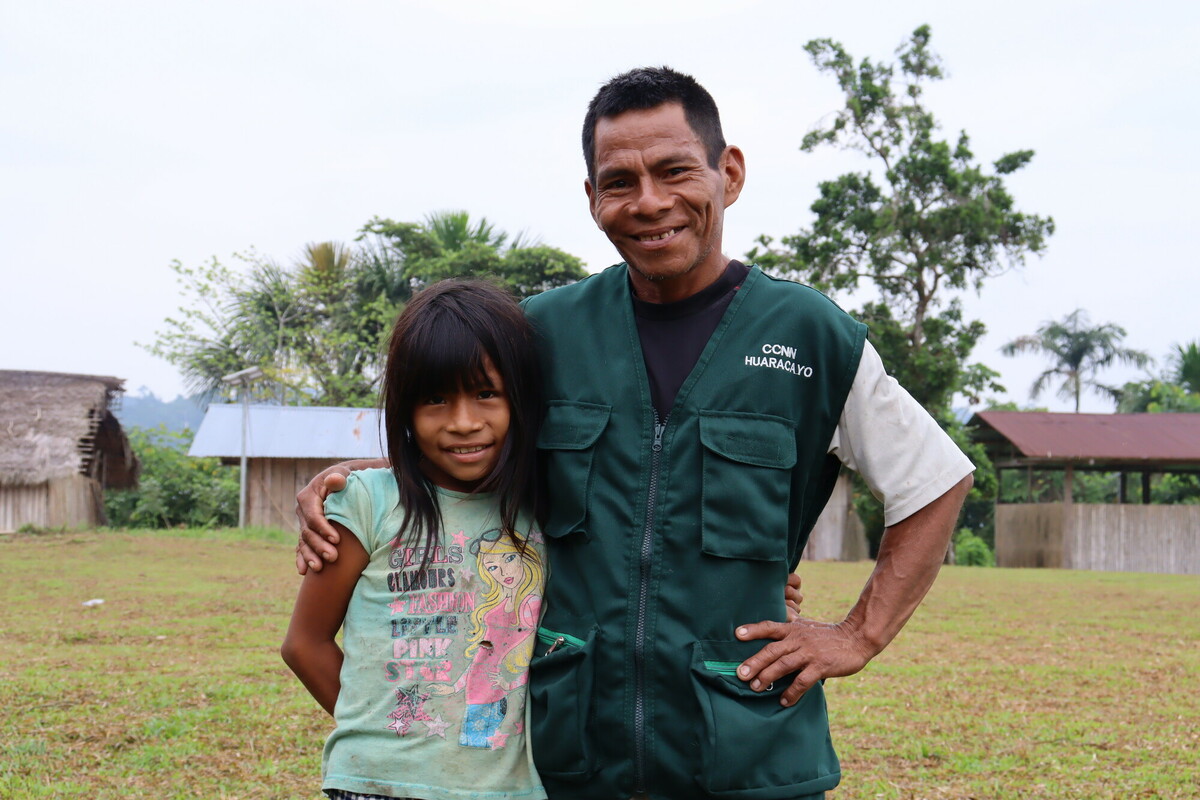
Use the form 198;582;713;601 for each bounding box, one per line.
634;411;667;793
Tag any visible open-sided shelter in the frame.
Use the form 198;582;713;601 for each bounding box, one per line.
189;404;385;531
971;411;1200;574
0;371;139;531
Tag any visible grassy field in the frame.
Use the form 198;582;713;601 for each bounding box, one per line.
1;529;1196;799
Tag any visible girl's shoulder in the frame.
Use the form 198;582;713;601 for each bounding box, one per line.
324;468;403;550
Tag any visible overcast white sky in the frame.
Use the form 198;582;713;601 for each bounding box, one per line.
4;0;1197;412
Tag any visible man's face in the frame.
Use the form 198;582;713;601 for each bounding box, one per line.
585;102;745;304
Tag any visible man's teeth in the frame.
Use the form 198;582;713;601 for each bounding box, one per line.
639;229;679;241
449;446;486;454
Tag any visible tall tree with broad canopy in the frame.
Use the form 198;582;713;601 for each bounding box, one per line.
747;25;1054;551
748;25;1054;419
148;212;588;406
1002;308;1152;412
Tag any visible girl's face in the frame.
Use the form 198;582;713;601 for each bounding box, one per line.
481;549;524;594
412;356;511;492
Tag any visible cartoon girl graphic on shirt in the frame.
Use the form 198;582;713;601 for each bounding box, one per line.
431;528;543;749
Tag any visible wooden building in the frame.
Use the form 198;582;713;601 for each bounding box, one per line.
971;411;1200;575
0;371;139;531
189;404;385;531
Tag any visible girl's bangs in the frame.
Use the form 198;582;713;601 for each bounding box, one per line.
402;316;492;400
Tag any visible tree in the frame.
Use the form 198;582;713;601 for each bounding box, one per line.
748;25;1054;419
144;244;399;406
1118;340;1200;413
105;426;239;528
360;210;588;300
148;212;588;406
1002;309;1152;412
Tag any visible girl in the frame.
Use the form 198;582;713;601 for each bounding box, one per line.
282;279;546;800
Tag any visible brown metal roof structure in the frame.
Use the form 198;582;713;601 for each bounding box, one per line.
970;411;1200;472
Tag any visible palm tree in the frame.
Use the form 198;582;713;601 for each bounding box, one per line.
1168;340;1200;395
1002;309;1151;412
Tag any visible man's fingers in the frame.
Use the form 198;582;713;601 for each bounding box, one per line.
735;619;788;643
779;666;822;707
323;472;348;493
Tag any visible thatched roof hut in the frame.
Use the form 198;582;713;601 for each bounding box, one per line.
0;370;139;530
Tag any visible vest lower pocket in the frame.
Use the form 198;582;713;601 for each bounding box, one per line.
699;412;797;562
529;625;600;781
536;401;610;540
689;640;840;798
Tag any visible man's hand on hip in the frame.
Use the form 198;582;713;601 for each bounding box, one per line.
734;618;872;707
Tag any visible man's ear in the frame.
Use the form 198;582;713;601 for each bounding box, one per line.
721;145;746;208
584;178;602;228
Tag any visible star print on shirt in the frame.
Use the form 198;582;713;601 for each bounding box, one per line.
456;565;475;585
388;598;407;615
386;685;433;736
488;731;509;749
423;714;451;739
451;529;468;548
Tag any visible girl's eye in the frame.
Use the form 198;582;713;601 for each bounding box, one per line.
424;395;445;405
478;389;499;400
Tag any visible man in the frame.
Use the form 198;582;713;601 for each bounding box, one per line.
297;67;973;800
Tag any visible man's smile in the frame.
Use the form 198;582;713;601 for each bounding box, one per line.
635;228;682;242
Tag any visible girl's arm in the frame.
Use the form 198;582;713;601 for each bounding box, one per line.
281;521;370;716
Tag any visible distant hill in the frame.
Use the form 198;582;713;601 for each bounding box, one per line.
114;390;206;432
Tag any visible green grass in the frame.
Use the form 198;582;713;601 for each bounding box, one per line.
1;530;1197;799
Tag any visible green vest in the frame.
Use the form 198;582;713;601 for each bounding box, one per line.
522;264;866;800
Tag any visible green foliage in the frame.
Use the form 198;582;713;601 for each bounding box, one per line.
953;527;994;567
1118;339;1200;412
143;245;399;406
1003;308;1152;412
104;426;238;528
360;210;588;300
147;212;587;407
749;24;1052;420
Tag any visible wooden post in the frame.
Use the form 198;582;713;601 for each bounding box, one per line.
1119;472;1127;504
1064;465;1074;505
1142;471;1152;505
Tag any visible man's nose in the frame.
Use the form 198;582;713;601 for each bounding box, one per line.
634;179;672;216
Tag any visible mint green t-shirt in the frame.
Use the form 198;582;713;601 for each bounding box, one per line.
322;468;547;800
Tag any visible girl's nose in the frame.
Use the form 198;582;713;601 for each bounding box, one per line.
447;398;485;432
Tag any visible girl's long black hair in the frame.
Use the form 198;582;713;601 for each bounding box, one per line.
380;279;543;563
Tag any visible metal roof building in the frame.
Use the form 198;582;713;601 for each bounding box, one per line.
189;404;385;460
190;404;385;530
972;411;1200;473
969;411;1200;574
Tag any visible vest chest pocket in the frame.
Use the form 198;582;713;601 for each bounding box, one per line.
536;401;610;539
699;412;796;562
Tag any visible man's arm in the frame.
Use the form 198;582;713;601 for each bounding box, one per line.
295;458;388;574
735;473;971;707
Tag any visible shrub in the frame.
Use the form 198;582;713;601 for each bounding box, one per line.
954;527;995;567
105;426;239;528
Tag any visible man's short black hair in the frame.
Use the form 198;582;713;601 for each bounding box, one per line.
582;66;726;183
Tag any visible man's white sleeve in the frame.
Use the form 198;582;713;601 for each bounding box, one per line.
828;341;975;527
